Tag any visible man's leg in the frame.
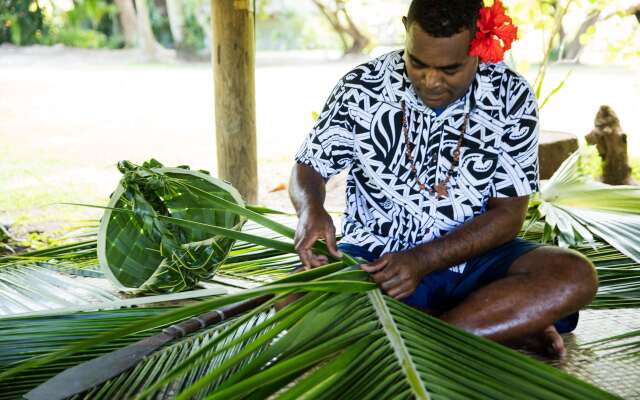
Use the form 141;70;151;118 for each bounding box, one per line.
439;246;598;354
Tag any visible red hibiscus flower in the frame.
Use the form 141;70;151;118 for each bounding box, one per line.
469;0;519;64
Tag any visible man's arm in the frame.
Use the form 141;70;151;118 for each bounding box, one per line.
362;196;529;299
289;163;342;269
415;196;529;273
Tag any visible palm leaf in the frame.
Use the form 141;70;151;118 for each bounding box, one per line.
0;159;633;398
0;239;100;276
70;309;277;400
567;208;640;264
521;222;640;308
532;149;640;263
0;219;303;317
0;265;119;316
0;264;371;374
586;329;640;360
99;160;246;293
0;307;174;399
0;259;619;399
527;148;640;309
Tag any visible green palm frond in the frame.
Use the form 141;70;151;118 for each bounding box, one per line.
0;219;300;316
586;329;640;360
1;157;637;398
205;216;306;284
566;208;640;264
0;239;99;273
0;234;113;315
99;160;246;294
0;267;617;399
218;248;298;283
0;265;372;393
0;265;119;316
523;148;640;309
0;307;174;399
579;240;640;308
71;309;278;400
521;223;640;309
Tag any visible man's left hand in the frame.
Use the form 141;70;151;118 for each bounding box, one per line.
361;250;425;300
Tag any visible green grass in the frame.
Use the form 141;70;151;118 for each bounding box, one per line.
1;159;94;208
0;146;106;244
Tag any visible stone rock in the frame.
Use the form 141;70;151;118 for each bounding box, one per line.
538;130;579;179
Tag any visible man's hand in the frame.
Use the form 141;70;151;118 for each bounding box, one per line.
294;208;342;269
361;249;426;300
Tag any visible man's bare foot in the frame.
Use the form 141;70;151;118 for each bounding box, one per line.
513;325;566;358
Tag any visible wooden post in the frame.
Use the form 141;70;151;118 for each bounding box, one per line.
212;0;258;203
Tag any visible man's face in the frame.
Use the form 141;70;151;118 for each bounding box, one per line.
403;20;478;109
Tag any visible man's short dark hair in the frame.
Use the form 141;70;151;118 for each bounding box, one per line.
407;0;484;37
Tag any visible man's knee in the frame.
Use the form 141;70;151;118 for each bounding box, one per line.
552;249;598;304
513;247;598;303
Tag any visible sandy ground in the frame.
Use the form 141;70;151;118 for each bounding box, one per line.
1;44;639;232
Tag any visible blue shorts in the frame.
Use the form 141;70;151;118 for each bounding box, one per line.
338;238;579;333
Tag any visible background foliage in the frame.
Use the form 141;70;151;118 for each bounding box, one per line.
2;0;638;61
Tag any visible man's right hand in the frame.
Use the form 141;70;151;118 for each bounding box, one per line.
294;207;342;269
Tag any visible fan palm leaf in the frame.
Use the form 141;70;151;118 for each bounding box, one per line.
531;149;640;263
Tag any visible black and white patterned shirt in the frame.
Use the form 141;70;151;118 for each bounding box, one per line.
295;50;539;273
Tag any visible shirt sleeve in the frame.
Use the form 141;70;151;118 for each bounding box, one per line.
294;77;355;180
489;78;540;198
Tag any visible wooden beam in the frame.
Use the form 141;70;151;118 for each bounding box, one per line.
212;0;258;203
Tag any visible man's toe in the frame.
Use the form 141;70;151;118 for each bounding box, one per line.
543;325;566;358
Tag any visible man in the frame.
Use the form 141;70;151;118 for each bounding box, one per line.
289;0;598;356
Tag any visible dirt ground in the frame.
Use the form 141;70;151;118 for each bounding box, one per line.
1;44;639;234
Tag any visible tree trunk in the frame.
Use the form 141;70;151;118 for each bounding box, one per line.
114;0;138;47
165;0;184;46
134;0;159;59
561;10;601;62
312;0;348;51
338;0;369;54
312;0;370;56
560;3;640;62
212;0;258;203
194;1;213;52
585;105;635;185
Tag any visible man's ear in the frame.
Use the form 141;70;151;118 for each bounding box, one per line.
402;16;408;30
